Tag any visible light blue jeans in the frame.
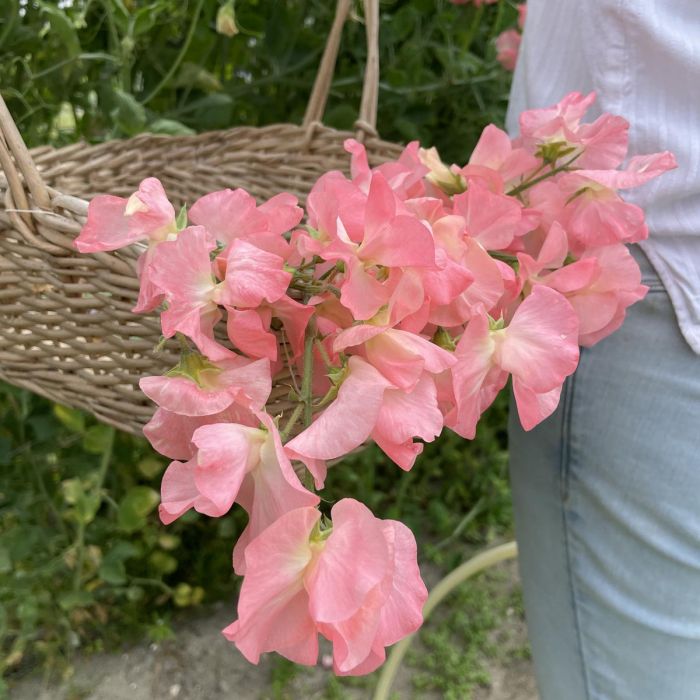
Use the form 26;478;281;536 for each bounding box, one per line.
508;245;700;700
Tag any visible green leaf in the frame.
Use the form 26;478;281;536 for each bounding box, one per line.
112;88;147;135
147;118;196;136
53;404;85;433
137;456;165;479
58;590;93;611
173;62;222;92
82;424;113;454
118;486;159;532
98;558;126;585
38;3;81;60
0;547;11;575
148;550;177;575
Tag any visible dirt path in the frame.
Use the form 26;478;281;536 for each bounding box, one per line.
11;562;538;700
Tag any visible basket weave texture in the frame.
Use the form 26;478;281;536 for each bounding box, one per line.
0;0;402;435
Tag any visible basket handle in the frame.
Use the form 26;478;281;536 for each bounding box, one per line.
302;0;380;140
0;93;52;212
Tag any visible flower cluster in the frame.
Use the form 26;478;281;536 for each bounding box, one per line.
75;92;674;674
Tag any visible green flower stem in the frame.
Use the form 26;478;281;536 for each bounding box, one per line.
280;404;304;442
372;540;518;700
301;331;315;429
141;0;205;105
507;151;582;197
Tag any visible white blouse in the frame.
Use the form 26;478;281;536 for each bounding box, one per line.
506;0;700;354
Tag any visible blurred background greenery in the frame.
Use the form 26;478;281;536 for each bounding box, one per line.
0;0;520;695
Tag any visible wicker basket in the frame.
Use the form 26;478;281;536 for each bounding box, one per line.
0;0;403;436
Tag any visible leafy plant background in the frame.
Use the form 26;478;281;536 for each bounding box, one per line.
0;0;520;695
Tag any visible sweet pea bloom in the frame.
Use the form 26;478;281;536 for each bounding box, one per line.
286;356;445;476
223;499;427;675
159;412;318;574
74;177;176;253
495;29;521;72
74;177;179;312
447;285;580;436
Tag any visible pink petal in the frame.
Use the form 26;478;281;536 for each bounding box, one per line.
191;423;265;516
374;375;444;446
512;380;563;431
189;188;260;244
498;286;579;392
271;295;315;360
306;499;389;624
223;506;319;664
374;520;427;647
149;225;217;311
454;181;527;251
226;308;278;360
446;311;508;439
74;195;132;252
258;192;304;236
360;216;436;268
232;413;319;575
575;151;677;190
143;405;257;460
219;239;291;307
159;458;217;524
139;374;235;416
372;433;424;472
364;173;397;237
339;258;391;321
285;357;392;460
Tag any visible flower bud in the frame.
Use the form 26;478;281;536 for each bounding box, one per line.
216;1;239;37
418;147;466;195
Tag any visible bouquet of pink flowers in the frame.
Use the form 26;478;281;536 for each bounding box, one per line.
75;92;674;675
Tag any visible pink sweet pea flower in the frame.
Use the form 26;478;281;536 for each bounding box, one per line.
286;355;445;475
557;175;648;254
571;245;648;346
189;188;302;257
519;92;597;146
517;92;632;170
333;324;455;392
148;226;233;360
519;228;648;347
74;178;180;313
302;171;438;322
139;354;271;416
333;173;437;321
467;124;540;186
495;29;521;72
453;180;538;251
517;3;527;29
345;139;428;200
223;499;427;675
447;285;579;436
74;177;176;253
226;294;315;362
217;239;292;308
159;413;318;574
143;405;256;461
427;230;506;328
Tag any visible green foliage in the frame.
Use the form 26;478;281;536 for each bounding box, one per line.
1;0;519;161
0;382;242;681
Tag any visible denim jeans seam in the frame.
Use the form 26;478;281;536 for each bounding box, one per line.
560;359;596;700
